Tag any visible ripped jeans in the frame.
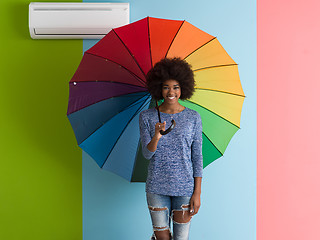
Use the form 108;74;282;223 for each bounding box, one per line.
147;192;192;240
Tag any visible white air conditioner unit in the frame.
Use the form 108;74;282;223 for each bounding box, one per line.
29;2;130;39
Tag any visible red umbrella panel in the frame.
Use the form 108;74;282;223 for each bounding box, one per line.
67;17;245;182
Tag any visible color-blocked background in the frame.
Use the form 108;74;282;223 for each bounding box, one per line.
1;0;319;240
82;0;256;239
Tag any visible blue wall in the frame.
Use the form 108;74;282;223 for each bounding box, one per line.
83;0;256;239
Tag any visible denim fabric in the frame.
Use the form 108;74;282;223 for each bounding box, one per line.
147;192;192;240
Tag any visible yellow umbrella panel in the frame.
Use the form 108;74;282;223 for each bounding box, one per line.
182;38;245;167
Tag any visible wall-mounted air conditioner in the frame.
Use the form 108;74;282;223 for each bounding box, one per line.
29;2;130;39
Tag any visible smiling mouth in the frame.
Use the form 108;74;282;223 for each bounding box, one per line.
167;96;176;100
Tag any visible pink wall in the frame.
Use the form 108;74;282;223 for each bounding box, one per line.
258;1;320;239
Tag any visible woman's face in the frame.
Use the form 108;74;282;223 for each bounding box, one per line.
161;79;181;104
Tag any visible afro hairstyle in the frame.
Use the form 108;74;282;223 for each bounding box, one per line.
146;57;195;101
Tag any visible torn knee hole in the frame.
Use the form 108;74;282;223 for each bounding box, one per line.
153;229;171;240
173;210;192;223
148;206;168;211
181;204;191;210
154;226;168;231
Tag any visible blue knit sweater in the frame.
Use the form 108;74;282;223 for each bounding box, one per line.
139;107;203;197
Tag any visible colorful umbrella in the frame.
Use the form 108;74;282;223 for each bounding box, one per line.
67;17;245;182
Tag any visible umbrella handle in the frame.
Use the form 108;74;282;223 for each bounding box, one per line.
160;119;176;135
155;100;176;135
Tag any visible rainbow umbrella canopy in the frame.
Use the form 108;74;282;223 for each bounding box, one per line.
67;17;245;182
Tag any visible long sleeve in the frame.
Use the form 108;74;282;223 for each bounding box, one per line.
142;107;203;196
191;113;203;177
139;113;156;160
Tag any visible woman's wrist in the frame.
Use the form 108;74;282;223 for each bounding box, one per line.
193;177;202;195
147;135;161;152
153;134;161;141
193;189;201;196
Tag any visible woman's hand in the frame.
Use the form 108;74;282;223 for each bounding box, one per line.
147;121;166;152
154;121;166;139
190;192;201;216
190;177;202;216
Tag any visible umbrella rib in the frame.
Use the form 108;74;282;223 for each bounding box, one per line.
193;63;239;72
183;37;216;60
202;131;224;157
112;29;148;82
68;90;149;115
77;92;150;144
100;95;151;169
85;52;147;87
164;20;185;59
115;92;150;114
147;17;153;68
69;80;147;89
194;88;246;98
184;100;241;129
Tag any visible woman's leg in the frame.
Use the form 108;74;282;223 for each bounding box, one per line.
171;196;192;240
147;193;172;240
